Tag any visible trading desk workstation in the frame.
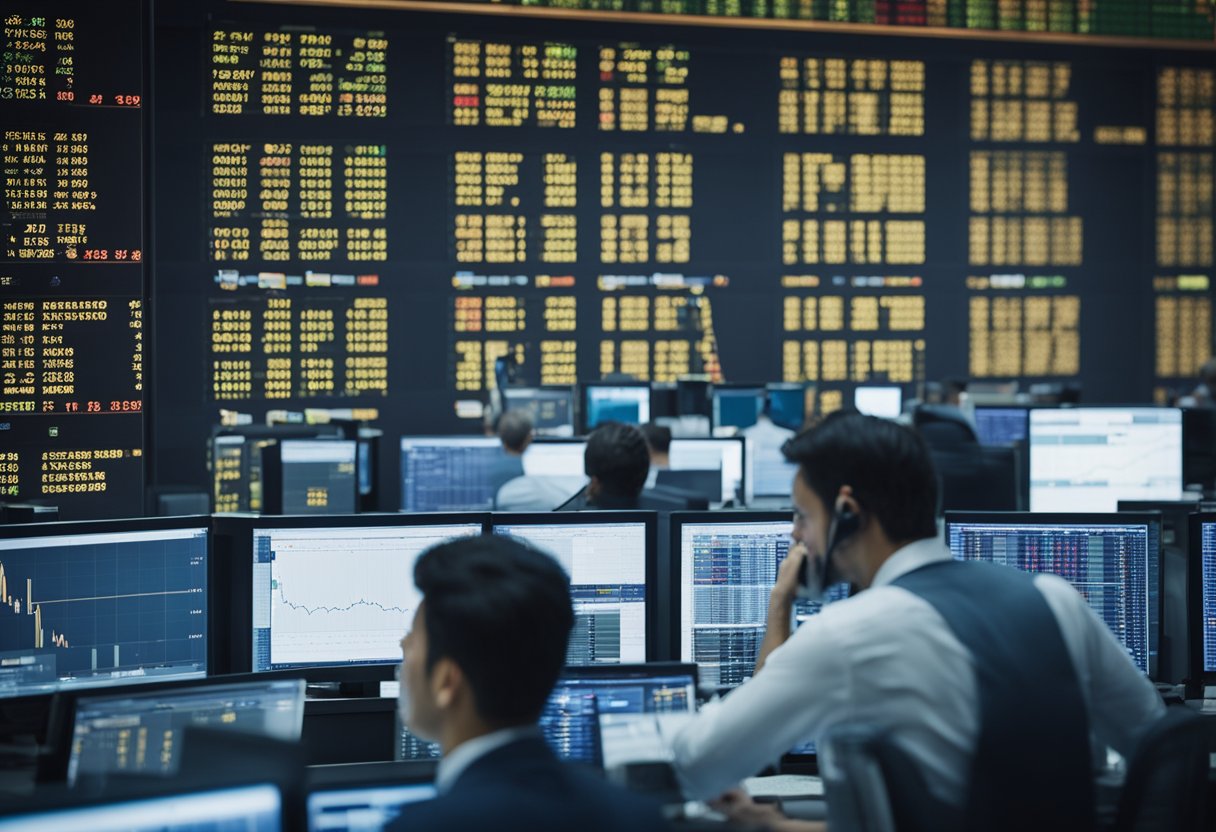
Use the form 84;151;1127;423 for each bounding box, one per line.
2;0;1216;827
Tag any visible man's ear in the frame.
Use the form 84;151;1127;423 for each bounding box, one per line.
430;656;465;710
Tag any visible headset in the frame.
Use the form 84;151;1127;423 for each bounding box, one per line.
797;502;861;600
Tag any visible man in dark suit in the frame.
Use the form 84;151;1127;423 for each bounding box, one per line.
388;535;671;832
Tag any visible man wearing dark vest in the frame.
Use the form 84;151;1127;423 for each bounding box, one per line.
672;412;1164;830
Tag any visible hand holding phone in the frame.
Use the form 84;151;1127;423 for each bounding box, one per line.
797;505;860;601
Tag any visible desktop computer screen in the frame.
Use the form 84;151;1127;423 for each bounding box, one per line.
583;385;651;430
68;679;306;784
400;437;518;512
493;517;651;664
1196;519;1216;673
502;388;576;437
749;437;798;499
973;406;1031;447
269;440;359;515
0;523;209;699
1028;408;1183;512
0;783;283;832
540;666;697;766
250;523;483;672
854;386;903;419
668;438;745;505
308;783;437;832
676;515;846;688
946;514;1160;675
765;384;806;431
712;386;763;431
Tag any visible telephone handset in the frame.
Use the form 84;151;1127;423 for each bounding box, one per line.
797;504;860;600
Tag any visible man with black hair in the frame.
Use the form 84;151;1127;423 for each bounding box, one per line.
672;412;1163;830
641;422;672;489
583;421;650;509
390;535;670;832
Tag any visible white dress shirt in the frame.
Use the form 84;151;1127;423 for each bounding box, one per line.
435;725;543;794
671;536;1165;804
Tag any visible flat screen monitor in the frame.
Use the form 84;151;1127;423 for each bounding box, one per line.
853;386;903;418
68;679;305;784
492;514;655;664
766;384;806;431
1028;408;1183;512
264;440;359;515
308;777;436;832
1190;515;1216;678
0;520;209;699
399;437;519;512
502;387;576;437
521;439;586;479
712;386;764;431
973;406;1031;447
0;783;282;832
582;384;651;431
541;664;697;766
250;521;483;672
668;437;746;504
673;513;847;689
945;512;1161;676
747;433;798;500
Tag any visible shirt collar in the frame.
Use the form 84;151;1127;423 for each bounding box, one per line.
434;725;541;794
869;535;952;588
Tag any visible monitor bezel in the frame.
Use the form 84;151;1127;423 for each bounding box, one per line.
578;381;653;434
943;511;1166;681
306;759;438;792
490;511;659;663
213;512;491;675
0;516;214;701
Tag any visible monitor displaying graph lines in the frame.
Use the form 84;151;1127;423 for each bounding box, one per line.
0;523;209;699
250;523;483;671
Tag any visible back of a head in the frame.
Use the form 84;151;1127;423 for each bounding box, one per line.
414;535;573;726
498;409;534;454
640;422;672;456
783;412;939;542
585;422;650;499
1200;358;1216;388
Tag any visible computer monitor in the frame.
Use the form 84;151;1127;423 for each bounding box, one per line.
0;782;283;832
1188;514;1216;683
248;518;484;672
973;406;1031;447
0;518;209;699
307;761;437;832
672;512;848;688
262;440;359;515
581;383;651;431
541;663;697;766
1028;407;1183;512
68;678;306;785
712;385;764;431
765;383;806;431
945;512;1162;676
492;513;656;664
748;435;798;500
668;437;746;504
400;436;519;512
502;387;576;437
853;386;903;418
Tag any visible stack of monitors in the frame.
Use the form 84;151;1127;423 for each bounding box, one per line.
945;512;1162;677
0;519;210;700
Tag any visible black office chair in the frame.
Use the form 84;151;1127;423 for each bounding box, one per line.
912;404;979;449
1108;707;1210;832
930;445;1019;512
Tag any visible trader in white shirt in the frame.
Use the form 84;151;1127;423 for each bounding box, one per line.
672;412;1164;829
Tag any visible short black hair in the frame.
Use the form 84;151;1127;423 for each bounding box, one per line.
498;409;533;453
585;421;650;499
414;535;573;726
782;412;938;543
640;422;672;455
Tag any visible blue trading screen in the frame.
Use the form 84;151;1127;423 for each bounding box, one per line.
713;389;763;429
69;680;305;784
308;783;437;832
585;387;650;428
973;407;1031;446
947;520;1157;674
0;784;282;832
400;437;520;511
1202;522;1216;672
0;528;209;699
680;520;847;688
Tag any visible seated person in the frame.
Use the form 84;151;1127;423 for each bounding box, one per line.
489;409;529;490
582;421;651;510
390;535;671;832
495;411;574;511
672;413;1164;830
640;422;672;489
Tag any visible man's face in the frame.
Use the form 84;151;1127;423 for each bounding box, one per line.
399;603;441;742
791;472;862;586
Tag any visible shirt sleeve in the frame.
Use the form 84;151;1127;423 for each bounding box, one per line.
671;611;854;800
1034;574;1166;758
